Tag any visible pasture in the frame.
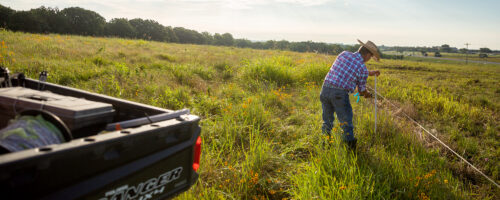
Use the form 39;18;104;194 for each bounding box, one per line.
1;30;498;199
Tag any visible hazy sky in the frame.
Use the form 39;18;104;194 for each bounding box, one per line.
2;0;499;49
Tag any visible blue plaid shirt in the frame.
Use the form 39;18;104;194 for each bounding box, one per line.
323;51;369;93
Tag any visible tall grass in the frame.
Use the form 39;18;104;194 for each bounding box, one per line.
1;30;497;199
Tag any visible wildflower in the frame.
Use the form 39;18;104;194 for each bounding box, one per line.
269;190;276;195
339;185;346;190
444;179;448;184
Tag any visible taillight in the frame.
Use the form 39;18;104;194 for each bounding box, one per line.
192;136;201;171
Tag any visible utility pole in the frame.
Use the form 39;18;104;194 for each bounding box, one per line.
464;43;470;64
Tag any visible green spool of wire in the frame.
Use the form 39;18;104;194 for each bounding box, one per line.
0;110;72;153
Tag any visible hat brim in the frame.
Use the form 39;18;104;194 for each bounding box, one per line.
357;39;381;62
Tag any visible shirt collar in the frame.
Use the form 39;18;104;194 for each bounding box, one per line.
353;52;363;61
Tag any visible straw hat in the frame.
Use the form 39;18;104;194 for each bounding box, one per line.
357;39;381;62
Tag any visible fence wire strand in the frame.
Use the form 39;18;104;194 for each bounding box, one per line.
366;84;500;189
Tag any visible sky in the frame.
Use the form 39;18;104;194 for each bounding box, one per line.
2;0;500;50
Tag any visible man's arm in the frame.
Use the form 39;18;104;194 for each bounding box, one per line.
356;64;370;98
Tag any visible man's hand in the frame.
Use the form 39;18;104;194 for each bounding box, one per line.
369;70;380;77
360;90;372;98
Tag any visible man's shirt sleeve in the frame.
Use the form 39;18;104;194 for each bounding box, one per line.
356;64;369;92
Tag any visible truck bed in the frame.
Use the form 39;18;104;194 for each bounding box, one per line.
0;78;201;200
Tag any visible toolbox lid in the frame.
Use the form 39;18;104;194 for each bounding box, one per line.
0;87;114;122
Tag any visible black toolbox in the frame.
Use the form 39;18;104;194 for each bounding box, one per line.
0;87;115;131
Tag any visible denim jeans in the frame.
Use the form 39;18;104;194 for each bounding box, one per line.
319;85;355;142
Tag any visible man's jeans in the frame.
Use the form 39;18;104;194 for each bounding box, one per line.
320;85;355;142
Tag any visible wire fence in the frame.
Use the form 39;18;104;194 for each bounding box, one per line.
365;82;500;189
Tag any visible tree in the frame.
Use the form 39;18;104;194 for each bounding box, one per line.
0;4;15;28
173;27;204;44
165;26;178;42
275;40;290;50
345;44;360;52
8;11;44;33
330;44;344;54
29;6;63;33
264;40;276;49
129;18;169;41
289;42;309;52
221;33;234;46
213;33;234;46
106;18;135;38
479;47;492;53
459;48;467;53
440;44;451;53
235;38;252;48
201;31;213;44
61;7;106;35
251;41;265;49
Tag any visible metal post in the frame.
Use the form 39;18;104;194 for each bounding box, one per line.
465;43;470;64
374;75;377;135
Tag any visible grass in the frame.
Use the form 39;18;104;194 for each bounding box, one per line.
1;30;498;199
383;50;500;63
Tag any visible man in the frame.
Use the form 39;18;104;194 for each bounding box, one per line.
320;39;381;150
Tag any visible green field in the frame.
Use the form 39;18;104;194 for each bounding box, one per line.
1;30;499;199
383;51;500;63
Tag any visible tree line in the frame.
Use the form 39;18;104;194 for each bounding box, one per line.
0;4;358;55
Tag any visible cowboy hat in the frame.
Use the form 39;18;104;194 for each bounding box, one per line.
357;39;381;62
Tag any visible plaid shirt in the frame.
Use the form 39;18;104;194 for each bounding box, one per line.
323;51;369;93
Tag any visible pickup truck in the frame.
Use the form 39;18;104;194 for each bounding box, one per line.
0;70;201;200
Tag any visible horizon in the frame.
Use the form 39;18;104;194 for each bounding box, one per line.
2;0;500;50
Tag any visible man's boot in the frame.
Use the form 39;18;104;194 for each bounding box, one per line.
347;138;357;151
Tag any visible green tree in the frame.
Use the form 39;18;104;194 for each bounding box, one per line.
264;40;276;49
165;26;178;42
8;11;44;33
440;44;451;53
251;41;265;49
289;42;309;52
479;47;492;53
235;38;252;48
106;18;135;38
201;31;213;44
129;18;169;41
0;4;15;28
221;33;234;46
61;7;106;35
173;27;204;44
276;40;290;50
330;44;344;54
